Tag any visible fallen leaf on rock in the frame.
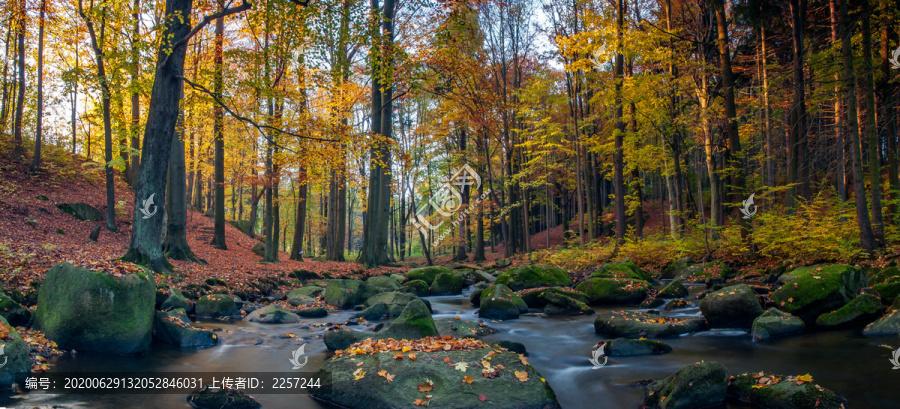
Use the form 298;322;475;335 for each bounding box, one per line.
514;371;528;382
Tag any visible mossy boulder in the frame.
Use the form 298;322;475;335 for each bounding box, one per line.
56;202;103;221
594;310;707;338
658;280;688;299
770;264;868;323
406;266;452;284
399;279;429;296
541;290;593;315
640;296;666;309
353;302;390;321
874;281;900;302
871;266;900;284
644;361;728;409
195;294;241;319
492;258;513;269
323;279;381;309
496;264;571;291
591;260;653;281
699;284;763;328
429;272;464;295
603;338;672;356
479;284;528;320
434;318;497;339
0;316;30;387
311;345;560;409
751;308;805;341
250;242;266;257
0;291;31;326
675;261;736;282
576;277;651;305
286;285;323;306
728;372;848;409
244;305;300;324
364;291;430;316
862;310;900;336
518;287;588;309
153;309;217;347
33;262;155;355
473;270;496;283
815;293;882;327
296;307;328;318
378;299;439;340
660;257;694;280
664;299;691;311
160;287;191;311
366;275;400;291
186;388;260;409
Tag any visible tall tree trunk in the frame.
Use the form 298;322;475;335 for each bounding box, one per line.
613;0;626;242
12;0;25;159
830;0;846;201
760;20;774;188
840;0;877;253
122;0;193;273
72;48;78;154
787;0;810;208
290;165;308;261
714;0;748;242
210;1;227;250
30;0;46;173
861;0;883;242
882;20;899;221
130;0;142;185
163;111;199;261
0;24;11;135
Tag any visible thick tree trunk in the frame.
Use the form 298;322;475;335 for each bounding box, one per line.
840;0;877;253
122;0;193;273
830;0;846;201
882;22;899;222
130;0;142;185
30;0;46;173
714;0;748;242
861;0;883;242
290;165;308;261
210;3;227;250
163;111;199;261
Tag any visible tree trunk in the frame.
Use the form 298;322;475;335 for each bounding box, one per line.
210;2;227;250
787;0;809;209
861;0;883;242
882;21;899;222
163;111;199;261
130;0;142;185
840;0;877;253
714;0;748;242
12;0;25;158
613;0;626;242
122;0;193;273
830;0;846;201
290;165;308;261
29;0;46;173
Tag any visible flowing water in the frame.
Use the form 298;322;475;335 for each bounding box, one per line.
2;288;898;409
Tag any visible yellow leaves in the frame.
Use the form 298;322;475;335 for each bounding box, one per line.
787;297;794;303
413;397;431;406
409;352;417;360
393;353;404;360
514;371;529;382
463;375;474;384
352;368;366;381
518;354;528;367
402;346;412;353
796;374;813;385
378;369;395;382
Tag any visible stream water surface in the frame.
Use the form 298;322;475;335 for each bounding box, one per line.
2;288;898;409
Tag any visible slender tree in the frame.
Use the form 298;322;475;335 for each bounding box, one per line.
30;0;47;173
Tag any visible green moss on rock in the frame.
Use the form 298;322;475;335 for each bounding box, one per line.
495;265;571;291
0;291;31;326
699;284;763;328
480;284;528;320
728;372;848;409
644;361;728;409
657;280;688;299
591;260;653;281
195;294;241;319
576;277;650;305
33;262;155;355
399;279;430;296
0;316;30;386
862;310;900;336
770;264;868;323
406;266;452;284
815;293;882;327
153;309;217;347
430;272;464;295
752;308;804;341
244;305;300;324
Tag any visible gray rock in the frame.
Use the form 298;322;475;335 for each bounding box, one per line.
604;338;672;356
153;309;217;347
195;294;242;319
699;284;763;328
479;284;528;320
751;308;805;341
644;361;728;409
244;305;300;324
594;310;707;338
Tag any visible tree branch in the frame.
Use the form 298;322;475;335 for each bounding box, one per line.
161;2;252;69
177;75;339;145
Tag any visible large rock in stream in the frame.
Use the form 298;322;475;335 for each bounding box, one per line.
0;316;30;386
195;294;242;319
770;264;868;323
479;284;528;320
751;308;805;341
405;266;452;285
576;277;651;305
815;293;882;327
862;309;900;336
325;299;438;350
699;284;763;328
496;264;571;291
728;372;848;409
644;361;728;409
33;262;155;355
311;343;560;409
323;279;382;309
594;310;707;338
153;309;217;347
244;305;300;324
